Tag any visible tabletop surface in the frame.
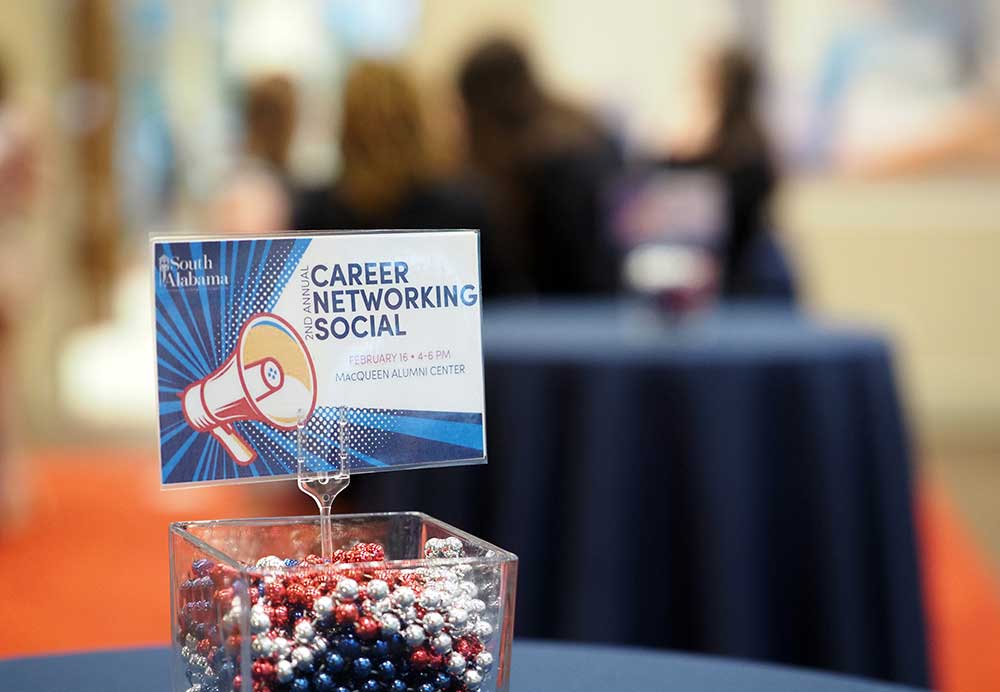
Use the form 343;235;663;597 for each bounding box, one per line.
483;300;886;364
0;641;925;692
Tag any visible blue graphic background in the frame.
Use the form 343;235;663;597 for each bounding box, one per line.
154;238;485;485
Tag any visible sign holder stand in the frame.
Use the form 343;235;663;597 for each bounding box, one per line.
295;407;350;559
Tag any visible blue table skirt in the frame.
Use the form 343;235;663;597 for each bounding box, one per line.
350;301;929;686
0;641;927;692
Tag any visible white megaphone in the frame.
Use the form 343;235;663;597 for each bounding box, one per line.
180;313;317;464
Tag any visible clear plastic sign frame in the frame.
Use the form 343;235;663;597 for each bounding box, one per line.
151;229;487;488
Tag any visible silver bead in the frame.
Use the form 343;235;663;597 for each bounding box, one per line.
372;597;393;614
468;598;486;614
366;579;389;601
403;624;426;647
380;612;401;636
275;659;294;683
459;581;478;599
424;537;442;557
314;595;334;619
392;586;415;608
419;589;443;610
294;619;315;643
291;645;314;670
445;652;467;675
463;668;483;689
430;632;453;655
447;607;469;628
444;537;464;556
473;621;493;641
402;606;418;624
273;637;292;658
335;577;359;601
256;555;284;570
251;635;274;659
475;651;494;671
250;606;271;634
314;636;329;653
423;611;445;634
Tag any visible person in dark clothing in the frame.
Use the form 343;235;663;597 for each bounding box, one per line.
457;38;622;295
663;45;779;297
293;60;499;291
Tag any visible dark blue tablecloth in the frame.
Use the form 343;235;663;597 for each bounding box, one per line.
0;641;927;692
350;300;929;686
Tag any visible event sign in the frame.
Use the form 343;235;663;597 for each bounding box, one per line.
152;230;486;486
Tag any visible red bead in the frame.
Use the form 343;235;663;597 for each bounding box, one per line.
269;605;289;628
355;616;379;640
226;634;242;655
232;675;241;691
196;638;212;656
252;660;275;680
410;647;432;670
285;583;308;607
455;636;483;658
210;564;235;587
335;602;358;624
264;581;285;602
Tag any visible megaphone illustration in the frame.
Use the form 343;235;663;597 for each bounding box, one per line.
180;313;317;464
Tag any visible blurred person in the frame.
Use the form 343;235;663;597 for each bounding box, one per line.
658;44;779;297
209;74;297;234
293;60;498;288
0;55;39;531
457;37;622;295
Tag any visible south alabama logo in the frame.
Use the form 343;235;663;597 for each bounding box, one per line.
158;253;230;288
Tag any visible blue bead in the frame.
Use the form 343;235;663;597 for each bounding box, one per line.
418;683;435;692
387;633;406;654
338;635;361;659
371;639;390;659
324;652;346;673
352;657;373;677
285;558;300;567
291;679;311;692
434;672;451;688
389;681;407;692
192;558;212;575
313;672;335;692
334;688;351;692
360;681;380;692
376;660;396;680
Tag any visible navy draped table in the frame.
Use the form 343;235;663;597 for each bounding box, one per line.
349;299;928;687
0;642;928;692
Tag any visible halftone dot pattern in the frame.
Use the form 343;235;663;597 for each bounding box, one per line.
222;240;302;356
299;406;401;473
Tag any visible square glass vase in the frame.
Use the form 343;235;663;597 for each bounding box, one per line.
170;512;517;692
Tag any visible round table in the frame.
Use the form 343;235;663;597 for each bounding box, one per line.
350;299;929;686
0;641;927;692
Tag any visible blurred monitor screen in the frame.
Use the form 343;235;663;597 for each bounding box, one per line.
608;169;725;250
